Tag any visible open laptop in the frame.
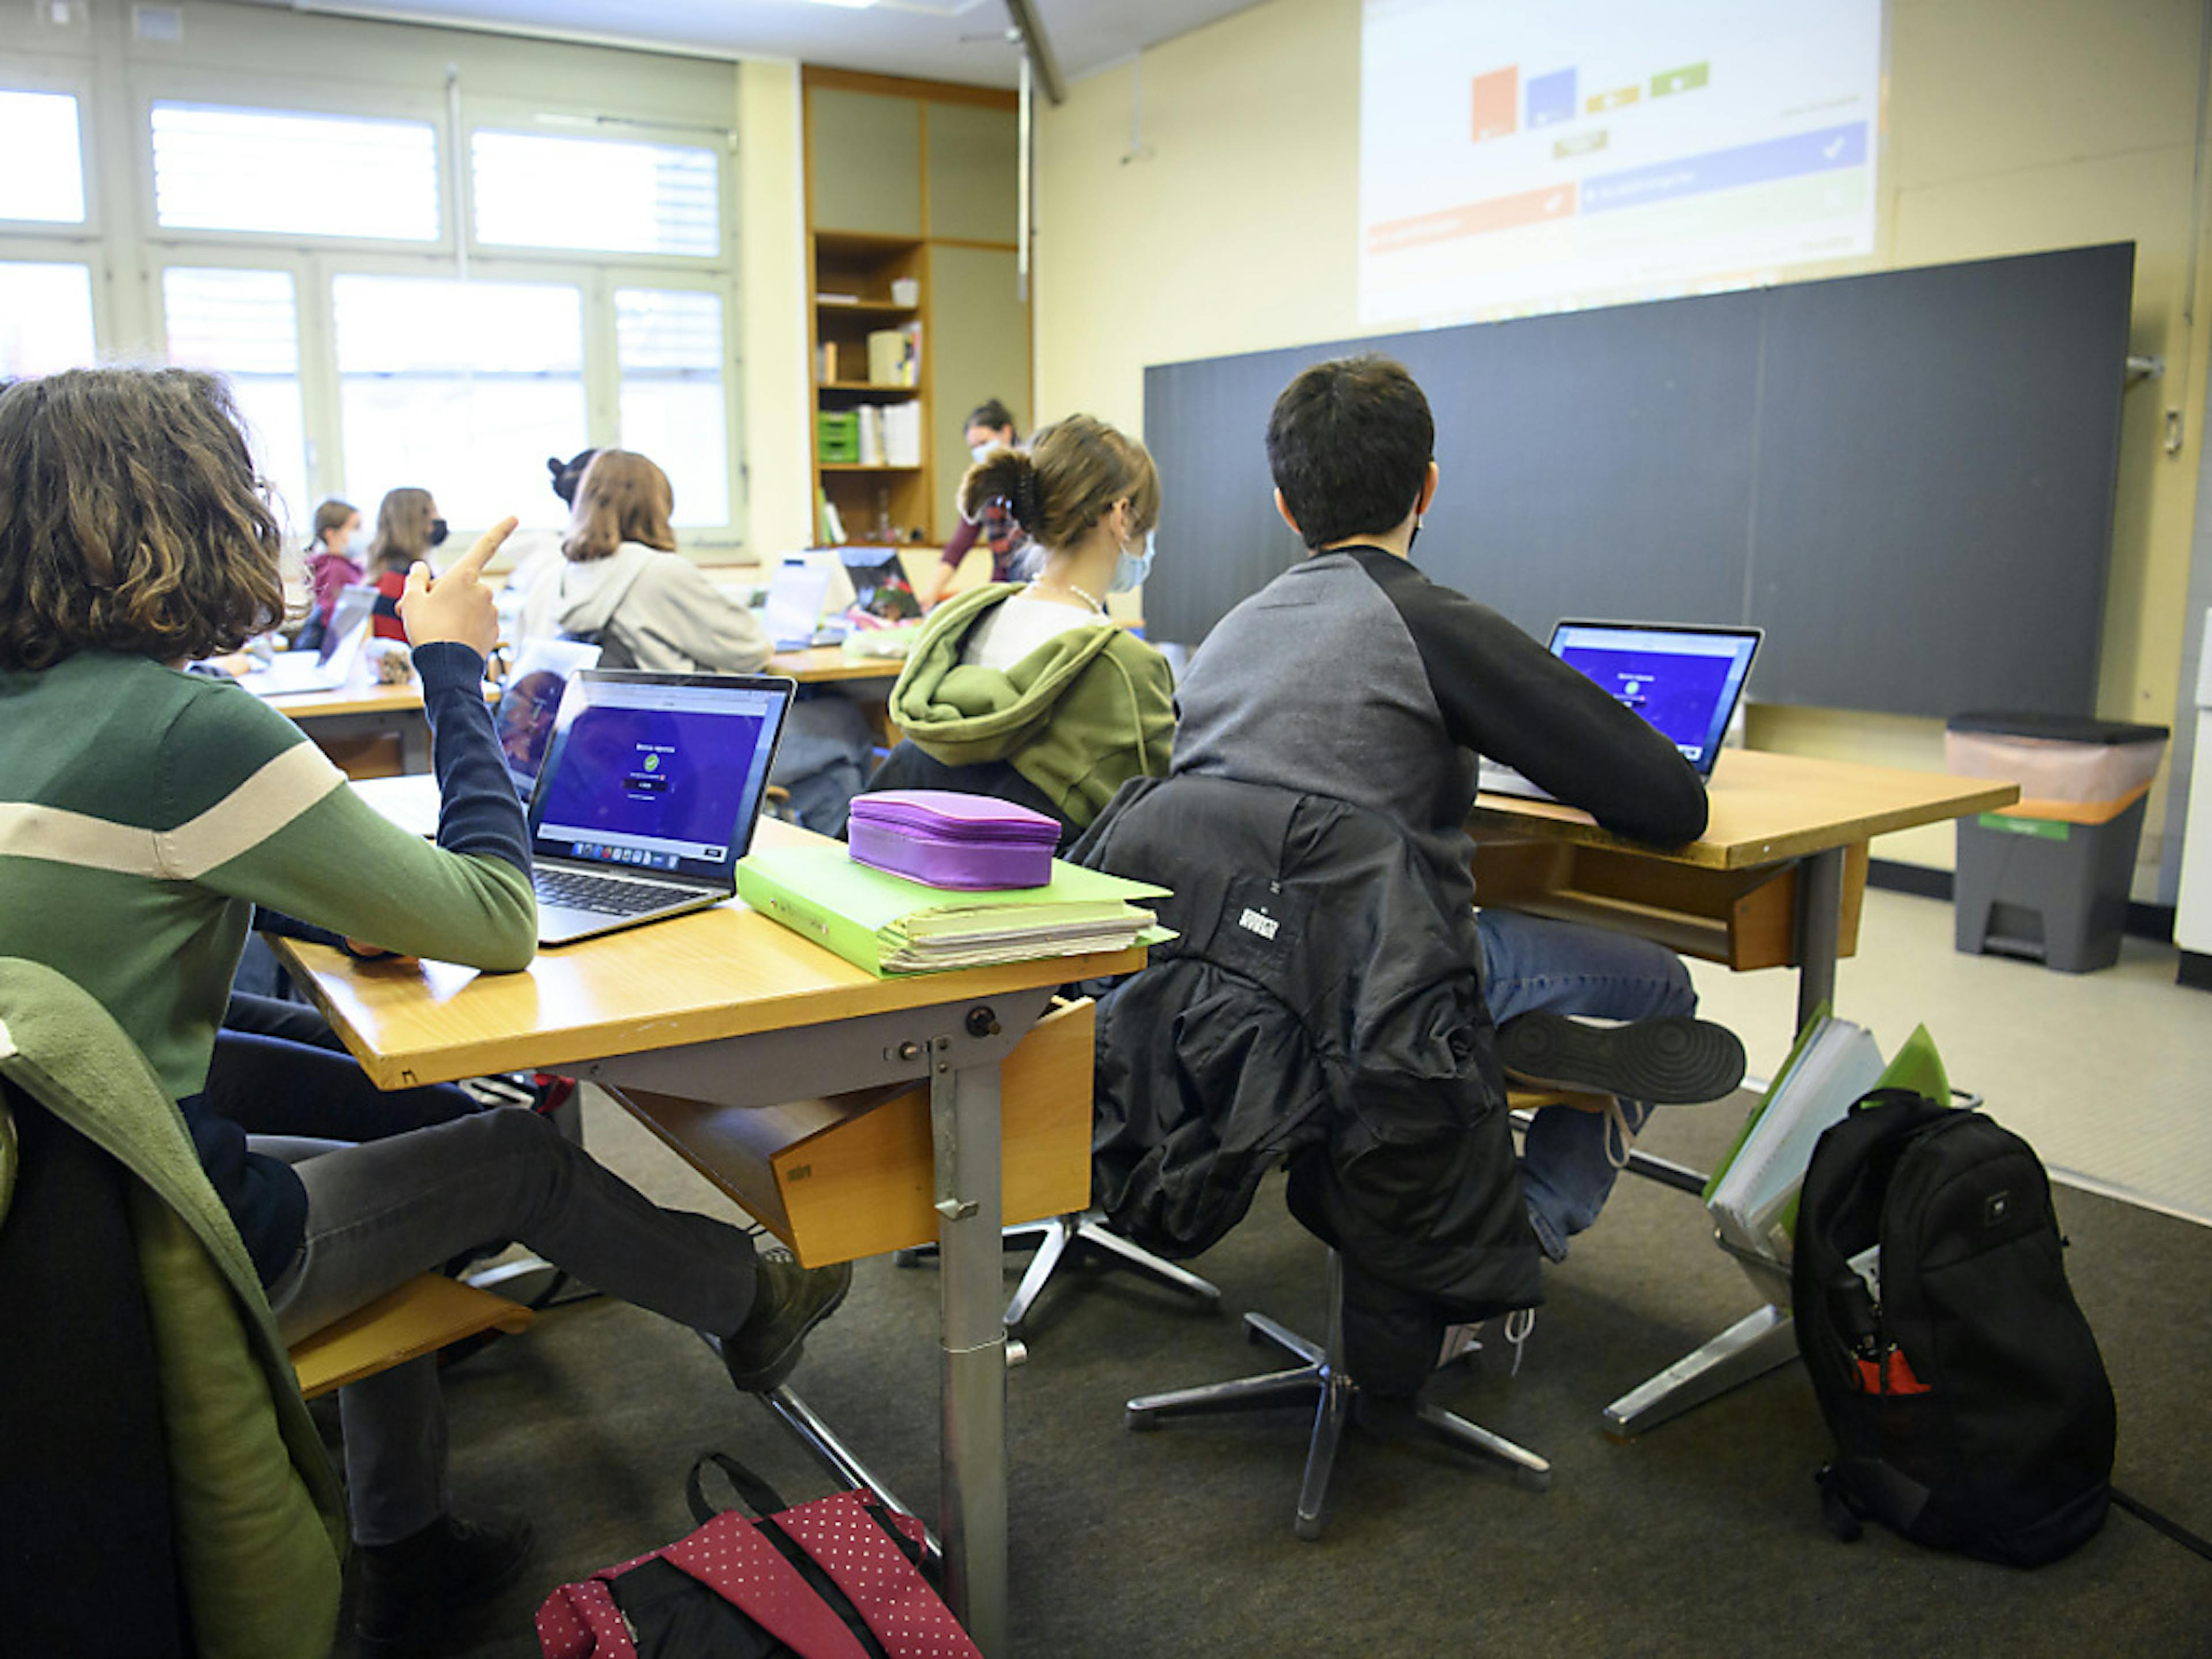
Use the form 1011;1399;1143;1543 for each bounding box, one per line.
840;546;921;622
525;669;796;946
762;553;855;650
1478;620;1762;802
237;584;375;695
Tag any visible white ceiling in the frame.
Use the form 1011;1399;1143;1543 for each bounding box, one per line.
275;0;1269;90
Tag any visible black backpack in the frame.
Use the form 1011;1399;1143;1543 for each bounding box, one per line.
1792;1088;2115;1567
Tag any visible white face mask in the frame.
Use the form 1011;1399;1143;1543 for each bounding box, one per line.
1111;528;1156;593
969;444;993;464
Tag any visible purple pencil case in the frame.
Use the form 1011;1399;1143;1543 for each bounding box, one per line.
848;790;1061;890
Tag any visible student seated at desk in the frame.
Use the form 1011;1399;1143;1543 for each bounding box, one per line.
366;485;447;643
514;447;874;831
0;369;851;1656
872;415;1175;841
293;496;361;656
1170;355;1743;1283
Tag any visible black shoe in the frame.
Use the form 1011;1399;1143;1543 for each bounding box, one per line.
354;1512;535;1657
719;1252;854;1392
1498;1013;1746;1104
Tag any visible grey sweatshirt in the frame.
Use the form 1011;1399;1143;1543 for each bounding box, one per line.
1172;544;1707;908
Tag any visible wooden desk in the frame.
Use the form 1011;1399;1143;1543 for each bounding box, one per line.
266;679;435;778
274;654;903;780
275;819;1143;1657
1470;748;2016;1437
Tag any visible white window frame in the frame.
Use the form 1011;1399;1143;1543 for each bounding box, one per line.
458;96;736;273
0;62;101;241
132;70;456;258
5;62;747;550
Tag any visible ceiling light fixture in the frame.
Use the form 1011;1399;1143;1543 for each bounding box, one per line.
800;0;877;9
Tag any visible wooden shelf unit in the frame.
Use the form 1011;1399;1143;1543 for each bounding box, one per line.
802;66;1027;551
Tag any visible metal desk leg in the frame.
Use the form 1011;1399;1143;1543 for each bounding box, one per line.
1597;845;1849;1439
1794;844;1847;1031
931;1042;1008;1657
1600;1305;1798;1438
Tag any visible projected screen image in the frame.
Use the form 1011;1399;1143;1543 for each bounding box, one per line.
1360;0;1883;325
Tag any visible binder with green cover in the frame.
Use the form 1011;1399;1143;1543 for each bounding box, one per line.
738;841;1169;977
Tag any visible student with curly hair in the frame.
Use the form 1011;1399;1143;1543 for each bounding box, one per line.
0;370;850;1654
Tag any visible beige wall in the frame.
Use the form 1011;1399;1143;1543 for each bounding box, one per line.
1035;0;2212;878
737;56;816;558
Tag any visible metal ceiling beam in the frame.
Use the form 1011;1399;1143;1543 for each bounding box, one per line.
1002;0;1065;105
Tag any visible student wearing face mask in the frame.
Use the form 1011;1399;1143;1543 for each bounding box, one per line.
365;486;449;642
915;398;1033;609
871;414;1173;842
294;498;362;654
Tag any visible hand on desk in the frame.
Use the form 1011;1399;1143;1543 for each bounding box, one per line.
344;938;419;966
400;516;516;658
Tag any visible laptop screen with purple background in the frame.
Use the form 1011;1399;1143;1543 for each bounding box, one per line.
1550;622;1760;774
529;673;790;881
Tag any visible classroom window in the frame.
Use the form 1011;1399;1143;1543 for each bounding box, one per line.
334;274;587;531
615;287;730;528
471;130;721;258
0;91;86;224
150;103;441;241
0;261;96;378
161;267;311;535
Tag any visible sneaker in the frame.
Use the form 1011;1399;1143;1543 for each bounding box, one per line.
1497;1013;1746;1105
719;1251;854;1392
354;1511;535;1657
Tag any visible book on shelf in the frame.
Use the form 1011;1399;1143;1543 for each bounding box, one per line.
856;404;887;467
816;490;845;546
881;402;922;467
737;841;1168;977
817;291;860;306
817;340;840;382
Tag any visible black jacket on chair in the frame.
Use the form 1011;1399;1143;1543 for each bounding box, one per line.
1072;774;1541;1321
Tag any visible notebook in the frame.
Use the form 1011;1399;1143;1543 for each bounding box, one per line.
737;840;1167;976
1478;620;1762;802
526;669;795;946
236;584;376;695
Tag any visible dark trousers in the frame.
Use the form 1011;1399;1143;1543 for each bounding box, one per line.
206;993;484;1141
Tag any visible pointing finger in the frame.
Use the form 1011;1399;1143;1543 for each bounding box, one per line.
403;560;433;596
448;516;520;581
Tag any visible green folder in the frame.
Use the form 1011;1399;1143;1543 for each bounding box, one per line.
738;842;1169;978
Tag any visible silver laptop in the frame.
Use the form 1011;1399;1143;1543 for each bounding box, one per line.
238;584;375;694
1479;620;1762;802
524;669;796;946
762;559;846;651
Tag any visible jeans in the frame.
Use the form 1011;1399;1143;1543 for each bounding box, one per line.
771;696;876;835
209;994;484;1141
259;1109;757;1545
1476;909;1696;1262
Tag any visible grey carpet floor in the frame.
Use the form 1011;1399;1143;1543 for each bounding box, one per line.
340;1099;2212;1658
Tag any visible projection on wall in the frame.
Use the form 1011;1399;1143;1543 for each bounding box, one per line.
1360;0;1884;325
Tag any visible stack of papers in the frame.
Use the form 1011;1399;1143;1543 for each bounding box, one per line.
738;842;1168;976
1705;1011;1886;1263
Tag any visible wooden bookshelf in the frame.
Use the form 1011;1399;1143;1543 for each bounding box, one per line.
802;66;1027;550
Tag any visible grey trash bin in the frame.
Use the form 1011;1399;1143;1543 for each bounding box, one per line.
1947;712;2169;974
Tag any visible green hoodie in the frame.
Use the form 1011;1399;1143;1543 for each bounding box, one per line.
888;584;1176;829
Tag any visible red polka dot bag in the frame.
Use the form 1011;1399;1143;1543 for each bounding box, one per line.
536;1454;982;1659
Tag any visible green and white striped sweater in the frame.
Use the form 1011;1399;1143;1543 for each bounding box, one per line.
0;645;536;1278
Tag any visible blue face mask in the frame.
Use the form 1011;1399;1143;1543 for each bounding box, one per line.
1111;528;1156;593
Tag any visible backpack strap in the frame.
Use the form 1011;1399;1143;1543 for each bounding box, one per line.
684;1451;793;1527
1792;1089;1949;1351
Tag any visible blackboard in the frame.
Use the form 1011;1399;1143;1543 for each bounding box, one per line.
1142;243;2134;718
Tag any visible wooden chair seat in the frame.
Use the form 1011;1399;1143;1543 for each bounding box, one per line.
289;1274;534;1400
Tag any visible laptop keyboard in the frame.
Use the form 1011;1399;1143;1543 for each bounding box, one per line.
534;868;690;918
